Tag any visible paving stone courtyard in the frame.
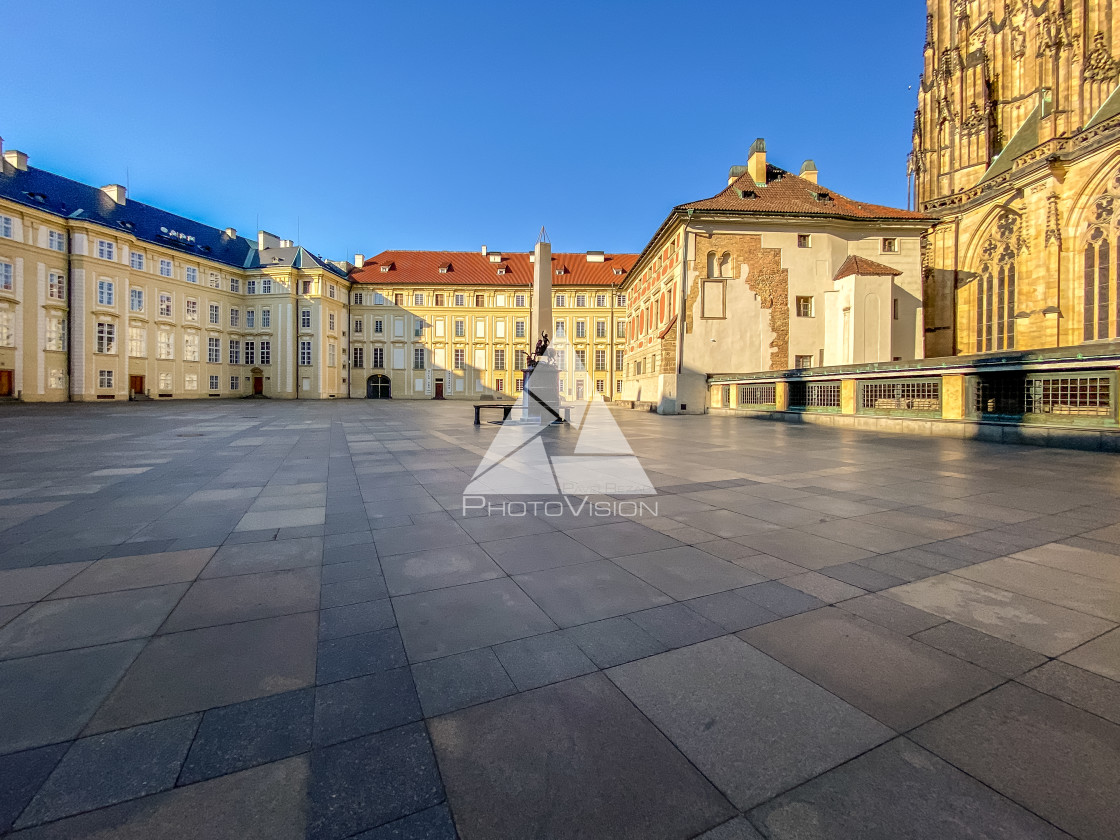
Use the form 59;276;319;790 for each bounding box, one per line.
0;400;1117;839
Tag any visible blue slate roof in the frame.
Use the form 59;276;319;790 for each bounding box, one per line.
0;163;348;278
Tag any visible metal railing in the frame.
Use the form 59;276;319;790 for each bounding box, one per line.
860;379;941;415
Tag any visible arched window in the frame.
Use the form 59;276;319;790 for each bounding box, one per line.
1083;193;1116;341
718;252;731;277
975;213;1020;352
706;251;717;278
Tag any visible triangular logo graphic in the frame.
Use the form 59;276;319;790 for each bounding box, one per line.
464;333;655;497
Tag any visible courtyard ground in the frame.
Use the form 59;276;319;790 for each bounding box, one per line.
0;399;1117;839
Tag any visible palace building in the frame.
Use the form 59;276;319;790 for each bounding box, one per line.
915;0;1120;356
347;249;635;400
620;140;931;413
0;141;353;401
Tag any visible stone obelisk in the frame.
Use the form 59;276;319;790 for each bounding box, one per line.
523;235;562;423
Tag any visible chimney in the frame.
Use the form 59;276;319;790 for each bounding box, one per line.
799;160;819;185
280;239;294;248
354;253;365;268
3;149;29;172
586;251;605;263
224;227;237;238
727;165;748;186
747;138;767;186
257;230;281;250
101;184;127;205
480;245;488;256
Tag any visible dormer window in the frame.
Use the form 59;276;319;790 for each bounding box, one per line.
488;253;502;263
380;265;390;272
812;191;833;203
736;189;757;199
612;268;625;275
438;262;451;274
497;266;508;275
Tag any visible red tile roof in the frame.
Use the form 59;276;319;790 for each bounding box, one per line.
680;165;929;221
351;251;637;287
833;255;903;280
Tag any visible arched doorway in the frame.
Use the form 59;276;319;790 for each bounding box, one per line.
367;374;391;399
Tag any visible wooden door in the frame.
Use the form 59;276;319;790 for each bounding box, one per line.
0;369;12;397
129;375;144;396
253;376;264;395
434;382;444;400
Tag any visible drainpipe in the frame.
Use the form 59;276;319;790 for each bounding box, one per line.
676;213;692;377
65;229;73;402
347;277;353;398
294;279;300;400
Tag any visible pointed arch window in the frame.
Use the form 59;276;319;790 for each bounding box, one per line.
1083;192;1117;341
976;213;1020;352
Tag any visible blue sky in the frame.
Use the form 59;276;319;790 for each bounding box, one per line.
4;0;926;260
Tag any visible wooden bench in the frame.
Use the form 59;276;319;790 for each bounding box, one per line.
474;403;516;425
473;403;572;425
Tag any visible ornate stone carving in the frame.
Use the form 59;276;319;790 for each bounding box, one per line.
961;102;987;136
1084;32;1118;83
1045;192;1062;248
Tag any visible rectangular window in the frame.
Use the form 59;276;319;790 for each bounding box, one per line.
99;369;113;388
413;293;424;306
208;273;221;289
185;299;198;322
46;317;66;351
616;379;623;394
515;320;526;338
795;354;815;369
184;333;199;361
98;280;114;306
576;321;587;338
0;262;10;292
394;293;404;306
301;309;311;329
98;240;115;261
130;288;144;312
515;349;527;369
245;279;256;295
208;337;220;363
795;296;814;317
229;339;241;365
95;322;116;354
48;230;66;252
596;294;607;307
595;320;607;338
328;343;336;367
617;320;626;339
475;294;485;307
435;293;445;306
596;379;605;393
231;376;240;390
352;346;364;368
374;318;384;334
259;341;271;365
453;348;465;369
595;349;606;371
515;377;524;392
128;326;145;357
299;340;312;365
495;378;504;393
329;312;336;331
797;234;811;248
209;375;219;391
244;340;255;365
414;319;424;337
616;349;624;370
158;331;173;359
515;294;526;307
159;259;172;277
454;293;465;306
617;294;627;307
329;285;337;299
230;307;240;327
0;216;12;239
159;293;172;318
185;266;198;284
185;373;198;391
45;272;65;301
576;294;587;307
130;251;144;270
230;277;240;293
881;238;898;254
454;319;465;337
494;349;505;370
555;294;566;307
893;298;899;320
262;277;272;294
262;308;271;328
353;317;363;333
160;372;172;391
209;303;220;324
413;348;426;370
575;349;587;369
246;309;255;328
555;320;566;338
373;347;384;368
